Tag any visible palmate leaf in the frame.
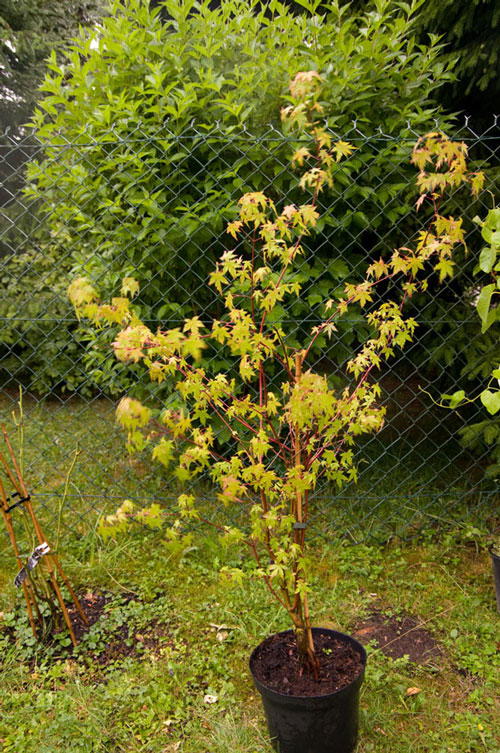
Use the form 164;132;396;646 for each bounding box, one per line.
121;277;140;298
152;438;176;467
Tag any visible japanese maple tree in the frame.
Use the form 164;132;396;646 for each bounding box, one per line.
70;72;482;673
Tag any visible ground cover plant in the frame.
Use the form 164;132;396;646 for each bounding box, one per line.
0;526;499;752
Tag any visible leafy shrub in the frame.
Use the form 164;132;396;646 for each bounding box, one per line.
442;207;500;475
1;0;454;393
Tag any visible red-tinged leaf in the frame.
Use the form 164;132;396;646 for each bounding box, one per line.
367;258;388;279
416;193;426;211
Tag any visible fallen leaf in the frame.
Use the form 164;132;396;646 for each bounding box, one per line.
406;687;420;696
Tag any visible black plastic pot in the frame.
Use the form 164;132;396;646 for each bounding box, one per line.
488;545;500;614
249;628;366;753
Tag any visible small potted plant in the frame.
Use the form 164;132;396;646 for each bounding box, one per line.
70;72;482;753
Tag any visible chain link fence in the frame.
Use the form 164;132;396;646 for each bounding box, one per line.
1;119;500;543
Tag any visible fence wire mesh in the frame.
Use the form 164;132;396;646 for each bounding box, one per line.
1;119;500;543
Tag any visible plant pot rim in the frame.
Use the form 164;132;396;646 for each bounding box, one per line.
249;627;367;702
489;543;500;560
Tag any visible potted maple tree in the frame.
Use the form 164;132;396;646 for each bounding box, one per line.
70;72;482;753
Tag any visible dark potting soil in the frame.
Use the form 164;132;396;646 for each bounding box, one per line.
251;632;363;696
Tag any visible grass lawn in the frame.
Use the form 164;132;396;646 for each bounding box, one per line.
0;392;499;751
0;525;499;753
0;390;496;547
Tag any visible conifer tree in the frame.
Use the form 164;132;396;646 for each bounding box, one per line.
416;0;500;121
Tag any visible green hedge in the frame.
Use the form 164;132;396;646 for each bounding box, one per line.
0;0;453;394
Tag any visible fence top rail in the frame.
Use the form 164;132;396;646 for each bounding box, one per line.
1;117;500;150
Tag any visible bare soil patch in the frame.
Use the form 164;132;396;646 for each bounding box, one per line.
353;611;441;663
67;591;110;640
1;590;176;680
67;591;175;668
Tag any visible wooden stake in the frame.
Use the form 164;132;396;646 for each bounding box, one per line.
0;427;89;645
0;477;39;637
0;449;22;496
292;355;318;674
1;428;88;624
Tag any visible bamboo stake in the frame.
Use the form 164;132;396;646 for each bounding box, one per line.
302;591;317;670
0;448;22;496
290;354;303;615
0;428;88;643
1;427;88;625
293;355;319;675
0;493;75;644
0;477;39;637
